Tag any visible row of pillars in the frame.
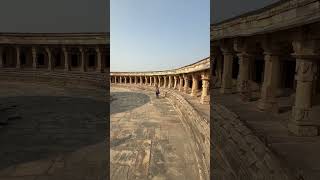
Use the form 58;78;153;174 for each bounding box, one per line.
111;71;210;104
0;46;104;72
214;39;320;136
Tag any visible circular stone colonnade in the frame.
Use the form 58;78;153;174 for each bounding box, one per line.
0;33;109;87
211;0;320;179
110;57;210;104
110;58;210;180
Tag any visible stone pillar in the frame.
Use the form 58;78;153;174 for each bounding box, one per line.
16;47;21;69
150;77;152;86
120;76;123;84
0;47;3;68
183;74;191;93
220;52;234;93
154;76;157;86
129;76;133;84
135;76;137;84
46;47;53;71
80;48;86;72
32;47;37;70
237;52;254;101
158;76;161;86
191;73;200;97
179;75;184;91
201;71;210;104
168;76;173;88
124;77;127;84
288;40;319;136
63;47;70;71
140;76;143;85
258;52;281;111
163;76;167;88
174;76;178;89
96;47;103;73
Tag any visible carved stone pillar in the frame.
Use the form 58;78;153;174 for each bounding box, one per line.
134;76;137;84
183;74;191;93
258;52;281;111
0;47;3;68
288;40;320;136
129;76;133;84
191;73;200;97
158;76;161;87
120;76;123;84
163;76;167;88
220;52;234;94
150;77;152;86
63;47;70;71
32;47;37;70
96;47;103;72
16;47;21;69
237;52;254;101
168;76;173;88
179;75;184;91
154;76;157;86
201;71;210;104
174;76;178;89
46;47;53;71
124;77;127;84
80;48;86;72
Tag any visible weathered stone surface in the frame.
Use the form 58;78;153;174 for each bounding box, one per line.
0;81;107;180
111;85;209;180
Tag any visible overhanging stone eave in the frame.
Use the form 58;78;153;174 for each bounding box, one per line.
211;13;320;41
211;8;320;41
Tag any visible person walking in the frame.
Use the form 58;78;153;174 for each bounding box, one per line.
155;84;160;98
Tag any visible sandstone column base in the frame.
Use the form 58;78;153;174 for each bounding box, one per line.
288;123;318;137
220;87;232;94
258;99;279;113
200;96;210;104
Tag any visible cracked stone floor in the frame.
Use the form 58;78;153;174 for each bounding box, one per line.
110;87;201;180
0;81;107;180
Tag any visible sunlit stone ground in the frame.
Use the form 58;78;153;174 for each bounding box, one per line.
110;86;201;180
0;81;107;180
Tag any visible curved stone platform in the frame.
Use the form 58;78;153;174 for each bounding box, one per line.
111;84;210;180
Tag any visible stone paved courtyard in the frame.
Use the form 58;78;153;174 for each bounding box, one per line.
110;87;202;180
0;81;107;180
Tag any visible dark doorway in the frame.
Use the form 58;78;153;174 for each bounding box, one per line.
89;54;96;67
20;53;26;65
71;54;78;67
38;54;45;66
232;57;239;79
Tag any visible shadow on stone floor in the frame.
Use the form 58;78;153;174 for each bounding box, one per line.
0;96;107;171
110;92;150;115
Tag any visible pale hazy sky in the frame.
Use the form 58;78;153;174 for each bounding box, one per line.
0;0;109;33
111;0;210;72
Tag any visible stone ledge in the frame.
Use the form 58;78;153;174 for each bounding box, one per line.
212;103;296;180
112;84;210;180
0;69;107;88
